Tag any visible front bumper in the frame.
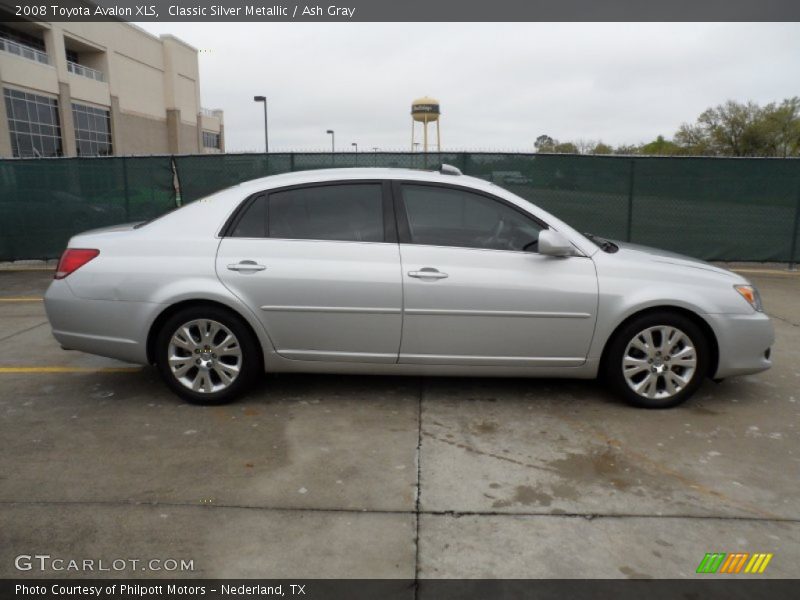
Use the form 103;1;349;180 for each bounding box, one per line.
705;311;774;379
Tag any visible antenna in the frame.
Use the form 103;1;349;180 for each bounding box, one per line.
440;164;462;176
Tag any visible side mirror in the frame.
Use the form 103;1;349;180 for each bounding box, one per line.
538;229;574;257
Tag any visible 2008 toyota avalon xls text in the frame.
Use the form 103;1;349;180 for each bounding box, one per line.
44;166;773;408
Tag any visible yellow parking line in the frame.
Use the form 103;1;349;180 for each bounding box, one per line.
0;297;43;302
0;366;141;374
732;268;799;276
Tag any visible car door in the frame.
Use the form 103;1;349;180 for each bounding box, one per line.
395;182;598;367
216;181;403;363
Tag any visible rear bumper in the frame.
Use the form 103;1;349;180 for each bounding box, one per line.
44;279;154;364
705;311;774;379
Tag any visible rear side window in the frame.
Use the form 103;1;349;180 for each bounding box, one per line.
268;184;383;242
230;194;267;237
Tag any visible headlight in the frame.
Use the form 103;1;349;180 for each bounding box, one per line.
734;284;763;312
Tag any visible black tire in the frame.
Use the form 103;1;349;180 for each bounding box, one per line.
604;311;709;409
155;305;261;405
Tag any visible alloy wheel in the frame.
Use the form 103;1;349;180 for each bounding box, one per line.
622;325;697;400
167;319;242;394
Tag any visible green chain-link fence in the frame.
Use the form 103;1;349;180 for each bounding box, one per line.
2;153;799;263
0;156;176;260
174;152;800;263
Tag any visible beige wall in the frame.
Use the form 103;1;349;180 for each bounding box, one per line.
111;95;169;155
0;57;59;94
160;35;201;126
112;53;167;119
179;122;199;154
67;72;109;107
0;20;222;157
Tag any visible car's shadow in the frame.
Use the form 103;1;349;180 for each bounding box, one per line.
77;364;769;416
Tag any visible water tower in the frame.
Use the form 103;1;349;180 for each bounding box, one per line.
411;96;441;152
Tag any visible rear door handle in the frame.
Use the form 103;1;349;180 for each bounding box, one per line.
408;268;449;280
227;260;266;272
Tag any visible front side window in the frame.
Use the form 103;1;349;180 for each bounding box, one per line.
268;184;384;242
3;88;63;158
72;103;112;156
401;184;543;251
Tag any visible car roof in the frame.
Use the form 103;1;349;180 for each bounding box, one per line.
232;167;497;195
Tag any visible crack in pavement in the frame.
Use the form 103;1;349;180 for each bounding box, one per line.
419;412;784;521
413;377;424;598
0;499;797;523
768;312;800;328
0;320;48;343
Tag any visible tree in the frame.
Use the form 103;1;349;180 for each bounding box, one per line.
591;141;614;155
674;123;712;155
530;98;799;158
673;99;800;157
614;144;640;155
574;139;597;155
534;134;556;153
640;135;681;156
553;142;579;154
760;97;800;158
706;101;768;156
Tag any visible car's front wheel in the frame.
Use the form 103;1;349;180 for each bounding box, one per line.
155;306;260;405
605;311;709;408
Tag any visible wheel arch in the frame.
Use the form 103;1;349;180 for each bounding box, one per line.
599;305;719;378
146;299;265;369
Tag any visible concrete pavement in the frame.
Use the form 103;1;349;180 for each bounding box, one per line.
0;268;797;579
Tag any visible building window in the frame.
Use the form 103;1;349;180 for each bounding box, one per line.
203;131;220;149
71;103;112;156
3;88;63;158
0;24;46;52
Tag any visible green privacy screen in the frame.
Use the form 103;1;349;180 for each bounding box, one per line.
0;156;176;260
2;153;799;262
174;153;800;263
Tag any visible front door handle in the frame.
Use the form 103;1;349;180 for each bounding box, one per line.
408;268;449;280
227;260;266;273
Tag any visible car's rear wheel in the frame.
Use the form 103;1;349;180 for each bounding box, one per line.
604;311;709;408
155;306;260;405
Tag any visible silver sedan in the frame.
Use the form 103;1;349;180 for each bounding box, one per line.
44;166;773;408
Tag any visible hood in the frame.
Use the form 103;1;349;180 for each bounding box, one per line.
613;241;738;279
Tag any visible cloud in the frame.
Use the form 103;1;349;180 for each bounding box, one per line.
135;22;800;152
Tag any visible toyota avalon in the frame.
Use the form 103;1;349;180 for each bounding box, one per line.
44;166;773;408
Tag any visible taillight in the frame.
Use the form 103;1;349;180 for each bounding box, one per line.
55;248;99;279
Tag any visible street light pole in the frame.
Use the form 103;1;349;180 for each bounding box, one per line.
326;130;335;152
253;96;268;153
351;142;358;153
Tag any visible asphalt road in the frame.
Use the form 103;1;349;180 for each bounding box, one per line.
0;267;797;579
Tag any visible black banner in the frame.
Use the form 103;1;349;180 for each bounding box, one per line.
1;0;800;22
3;579;800;600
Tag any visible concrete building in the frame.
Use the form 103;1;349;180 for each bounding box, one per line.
0;19;224;158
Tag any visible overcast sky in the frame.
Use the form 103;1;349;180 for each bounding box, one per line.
135;22;800;153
